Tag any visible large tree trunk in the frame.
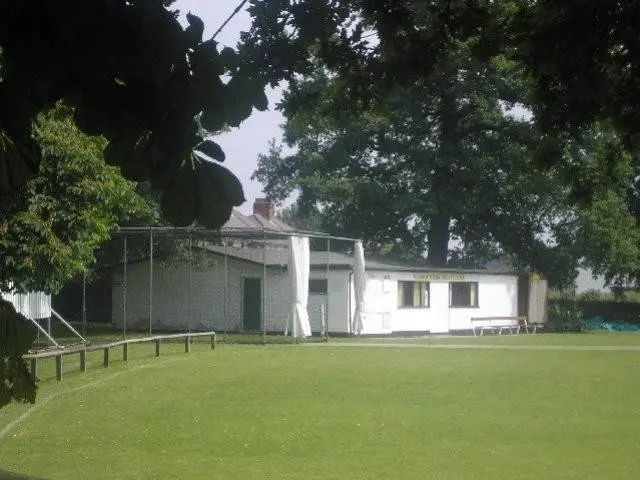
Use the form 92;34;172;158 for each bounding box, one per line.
425;79;459;268
426;214;450;266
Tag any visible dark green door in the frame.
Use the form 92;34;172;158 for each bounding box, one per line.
242;278;262;331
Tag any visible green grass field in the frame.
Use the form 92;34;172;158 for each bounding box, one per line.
2;333;640;479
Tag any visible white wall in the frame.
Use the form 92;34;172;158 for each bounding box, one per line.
111;256;352;334
362;271;518;334
308;270;351;334
111;258;518;336
112;256;291;332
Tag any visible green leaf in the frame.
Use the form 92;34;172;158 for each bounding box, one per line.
219;47;239;71
197;200;232;229
160;161;200;226
253;89;269;112
197;157;245;207
195;140;225;162
200;107;226;132
185;12;204;47
190;39;223;76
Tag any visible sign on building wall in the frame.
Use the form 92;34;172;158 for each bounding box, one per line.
412;272;465;281
369;272;466;282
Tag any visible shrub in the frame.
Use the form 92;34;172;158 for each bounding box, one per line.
546;303;584;332
577;289;605;303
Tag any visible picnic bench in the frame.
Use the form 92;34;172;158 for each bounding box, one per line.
470;316;527;336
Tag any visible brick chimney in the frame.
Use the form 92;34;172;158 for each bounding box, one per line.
253;198;275;219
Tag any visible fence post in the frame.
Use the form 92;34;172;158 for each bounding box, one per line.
80;350;86;372
103;347;110;367
55;355;62;381
82;270;87;336
123;236;127;340
188;235;192;333
123;342;129;362
155;339;160;357
149;228;153;336
211;333;216;350
30;358;37;380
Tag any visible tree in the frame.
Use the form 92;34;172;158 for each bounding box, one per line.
255;67;639;289
1;106;151;293
0;105;151;406
242;1;505;91
0;0;256;228
246;0;640;284
2;1;638;230
254;34;570;264
244;1;640;143
567;125;640;286
513;0;640;151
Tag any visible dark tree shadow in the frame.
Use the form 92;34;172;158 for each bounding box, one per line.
0;471;52;480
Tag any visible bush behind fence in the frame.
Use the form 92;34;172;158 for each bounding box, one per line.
547;298;640;331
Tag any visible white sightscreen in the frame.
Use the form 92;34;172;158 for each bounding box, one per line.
352;241;366;335
1;290;51;319
288;236;311;338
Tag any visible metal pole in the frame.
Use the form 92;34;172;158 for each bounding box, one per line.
326;238;331;337
223;237;228;332
262;232;267;343
26;314;61;348
82;270;87;336
149;228;153;336
188;234;192;333
123;237;127;340
51;309;86;343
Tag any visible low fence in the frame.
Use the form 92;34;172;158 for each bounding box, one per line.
23;331;216;382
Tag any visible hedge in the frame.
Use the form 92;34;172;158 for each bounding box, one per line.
549;299;640;324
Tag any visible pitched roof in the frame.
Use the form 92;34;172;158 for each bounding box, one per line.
220;209;296;235
203;244;515;275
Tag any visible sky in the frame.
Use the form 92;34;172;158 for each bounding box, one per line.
173;0;285;215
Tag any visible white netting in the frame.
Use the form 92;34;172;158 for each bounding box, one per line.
53;227;362;342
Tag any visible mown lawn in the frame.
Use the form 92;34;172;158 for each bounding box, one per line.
330;331;640;346
1;334;640;479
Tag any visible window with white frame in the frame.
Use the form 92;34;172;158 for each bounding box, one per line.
449;282;479;308
397;281;430;308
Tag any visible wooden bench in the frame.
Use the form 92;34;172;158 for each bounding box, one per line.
471;317;526;336
23;332;217;382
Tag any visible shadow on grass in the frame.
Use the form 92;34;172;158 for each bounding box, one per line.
0;471;52;480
